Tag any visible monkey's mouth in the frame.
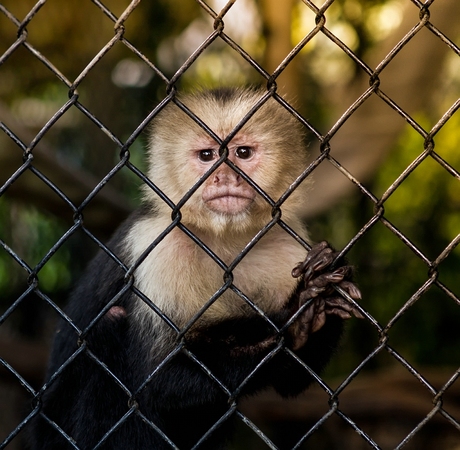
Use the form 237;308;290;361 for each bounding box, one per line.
204;194;254;215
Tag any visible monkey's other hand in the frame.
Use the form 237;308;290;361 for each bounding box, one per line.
290;241;363;350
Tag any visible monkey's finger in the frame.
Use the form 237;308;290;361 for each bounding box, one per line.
303;250;340;282
311;311;327;334
325;308;352;320
324;296;355;311
299;276;354;304
292;241;330;278
297;296;353;338
291;306;315;349
329;265;354;281
294;249;338;282
299;283;346;303
305;265;354;290
297;296;325;320
338;280;362;301
299;286;326;303
324;296;364;319
326;306;364;320
293;299;326;345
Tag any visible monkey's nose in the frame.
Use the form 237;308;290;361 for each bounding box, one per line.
213;166;241;185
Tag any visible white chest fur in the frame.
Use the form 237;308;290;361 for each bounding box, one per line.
125;216;308;328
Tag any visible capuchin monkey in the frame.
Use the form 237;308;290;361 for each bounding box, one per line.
31;87;362;450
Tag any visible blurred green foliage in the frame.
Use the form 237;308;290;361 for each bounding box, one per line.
311;112;460;373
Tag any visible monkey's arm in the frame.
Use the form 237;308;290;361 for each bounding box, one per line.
289;241;362;349
267;241;362;396
184;241;362;398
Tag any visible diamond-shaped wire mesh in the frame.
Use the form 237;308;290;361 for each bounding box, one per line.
0;0;459;449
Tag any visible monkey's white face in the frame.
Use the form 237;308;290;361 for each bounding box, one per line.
192;137;260;216
147;89;310;236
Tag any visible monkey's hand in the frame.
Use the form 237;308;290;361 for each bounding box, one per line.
290;241;363;350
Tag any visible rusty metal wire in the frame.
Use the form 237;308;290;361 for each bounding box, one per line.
0;0;459;449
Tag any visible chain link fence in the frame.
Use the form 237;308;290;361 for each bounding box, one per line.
0;0;460;449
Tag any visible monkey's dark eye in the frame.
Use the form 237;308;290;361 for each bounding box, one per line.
235;146;253;160
198;149;215;162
